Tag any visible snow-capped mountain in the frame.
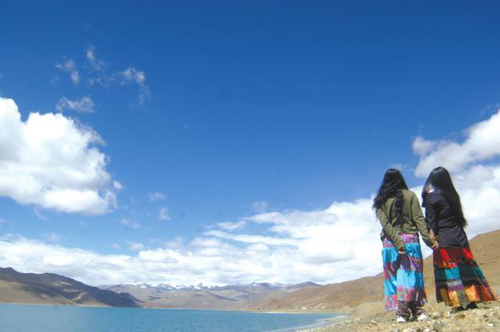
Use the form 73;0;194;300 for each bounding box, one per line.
99;281;321;309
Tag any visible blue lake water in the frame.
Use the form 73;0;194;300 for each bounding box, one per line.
0;304;336;332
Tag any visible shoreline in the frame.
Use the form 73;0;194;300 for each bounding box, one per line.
0;301;340;314
293;315;348;332
0;301;341;315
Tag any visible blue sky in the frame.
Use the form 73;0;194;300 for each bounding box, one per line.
1;1;500;285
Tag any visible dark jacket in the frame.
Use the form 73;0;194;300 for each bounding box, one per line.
376;189;434;250
423;191;469;248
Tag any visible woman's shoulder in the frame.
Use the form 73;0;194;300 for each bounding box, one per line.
402;189;441;204
425;190;444;204
402;189;418;199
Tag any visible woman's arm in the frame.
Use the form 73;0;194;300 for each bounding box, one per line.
411;192;436;248
424;194;439;238
377;206;405;251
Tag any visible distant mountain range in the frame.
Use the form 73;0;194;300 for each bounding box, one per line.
0;267;140;307
99;281;321;309
1;230;498;311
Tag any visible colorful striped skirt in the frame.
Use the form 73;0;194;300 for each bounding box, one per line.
433;247;497;307
382;233;426;311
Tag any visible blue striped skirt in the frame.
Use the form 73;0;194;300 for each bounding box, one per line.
382;233;427;311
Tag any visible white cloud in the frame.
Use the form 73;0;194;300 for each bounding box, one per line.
216;221;246;231
149;191;166;202
413;109;500;177
118;67;150;105
190;237;225;248
120;219;141;230
205;230;300;246
55;59;80;85
411;108;500;236
78;46;151;105
33;208;47;220
412;108;500;238
0;205;379;286
159;206;170;221
119;67;146;86
85;46;105;72
128;242;145;251
0;98;117;215
252;200;269;213
56;96;95;113
41;233;60;244
447;165;500;237
165;237;184;249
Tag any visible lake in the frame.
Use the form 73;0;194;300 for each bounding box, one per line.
0;304;336;332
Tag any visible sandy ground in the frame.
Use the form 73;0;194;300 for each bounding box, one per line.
297;300;500;332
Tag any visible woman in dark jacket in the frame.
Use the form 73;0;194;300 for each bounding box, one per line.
374;169;438;323
422;166;497;311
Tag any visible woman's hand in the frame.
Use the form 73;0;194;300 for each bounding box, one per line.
430;241;439;250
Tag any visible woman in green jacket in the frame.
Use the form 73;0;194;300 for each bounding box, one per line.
373;169;438;323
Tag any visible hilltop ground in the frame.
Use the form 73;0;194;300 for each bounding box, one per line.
299;301;500;332
297;230;500;332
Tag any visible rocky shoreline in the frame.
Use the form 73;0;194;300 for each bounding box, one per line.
298;301;500;332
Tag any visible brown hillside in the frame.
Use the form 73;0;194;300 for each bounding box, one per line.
255;229;500;311
0;267;140;307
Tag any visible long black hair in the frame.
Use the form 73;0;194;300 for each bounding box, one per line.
373;169;408;220
421;166;467;228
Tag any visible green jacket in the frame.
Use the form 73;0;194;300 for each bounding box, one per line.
376;189;434;250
